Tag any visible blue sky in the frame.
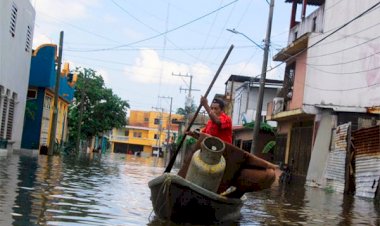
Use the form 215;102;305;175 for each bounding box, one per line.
32;0;298;114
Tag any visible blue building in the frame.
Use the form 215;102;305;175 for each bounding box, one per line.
21;44;76;150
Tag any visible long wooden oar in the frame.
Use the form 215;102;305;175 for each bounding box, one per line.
164;44;234;173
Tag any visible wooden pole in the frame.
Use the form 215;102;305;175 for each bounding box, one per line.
48;31;64;155
164;44;234;173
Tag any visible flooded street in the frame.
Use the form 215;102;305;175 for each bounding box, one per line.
0;152;379;226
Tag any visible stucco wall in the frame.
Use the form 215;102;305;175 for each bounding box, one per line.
290;51;307;110
0;0;35;149
304;0;380;108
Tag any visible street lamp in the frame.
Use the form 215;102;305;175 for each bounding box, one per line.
227;0;275;155
226;28;264;50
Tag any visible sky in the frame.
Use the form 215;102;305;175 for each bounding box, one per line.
31;0;297;115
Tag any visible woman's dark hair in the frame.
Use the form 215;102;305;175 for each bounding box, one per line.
212;98;225;110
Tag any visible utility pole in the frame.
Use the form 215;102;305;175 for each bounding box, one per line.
172;72;199;121
251;0;275;154
76;69;87;152
48;31;64;156
159;96;173;161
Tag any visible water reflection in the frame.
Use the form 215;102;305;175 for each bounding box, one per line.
0;152;379;226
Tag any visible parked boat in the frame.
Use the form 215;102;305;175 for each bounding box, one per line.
148;173;246;224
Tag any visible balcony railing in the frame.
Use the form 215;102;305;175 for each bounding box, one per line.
109;135;129;141
266;97;285;118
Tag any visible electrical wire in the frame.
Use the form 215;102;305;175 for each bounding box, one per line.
264;1;380;75
68;0;239;52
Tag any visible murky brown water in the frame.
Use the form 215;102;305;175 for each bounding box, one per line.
0;151;379;225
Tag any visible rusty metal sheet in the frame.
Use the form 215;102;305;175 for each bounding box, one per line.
355;155;380;199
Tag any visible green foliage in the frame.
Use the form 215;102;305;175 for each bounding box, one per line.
176;134;197;147
262;140;276;154
243;121;275;133
68;67;129;143
176;103;196;115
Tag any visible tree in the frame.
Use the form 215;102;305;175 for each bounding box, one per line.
176;103;196;115
67;68;129;147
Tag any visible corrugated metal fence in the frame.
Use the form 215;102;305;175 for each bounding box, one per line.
352;125;380;199
325;123;350;193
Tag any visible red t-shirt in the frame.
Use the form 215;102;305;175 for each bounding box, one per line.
202;112;232;143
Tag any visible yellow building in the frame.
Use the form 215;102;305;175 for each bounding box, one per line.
110;110;184;157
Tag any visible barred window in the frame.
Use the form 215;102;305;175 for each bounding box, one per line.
25;25;32;52
9;3;18;37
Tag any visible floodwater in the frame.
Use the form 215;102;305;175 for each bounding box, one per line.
0;151;379;226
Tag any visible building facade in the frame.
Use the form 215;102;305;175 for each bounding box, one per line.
21;44;76;150
110;110;184;157
0;0;35;150
267;0;380;185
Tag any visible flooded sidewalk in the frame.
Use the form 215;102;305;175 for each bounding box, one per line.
0;151;379;225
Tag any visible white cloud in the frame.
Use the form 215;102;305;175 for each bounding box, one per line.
96;69;110;85
32;33;53;48
128;49;211;85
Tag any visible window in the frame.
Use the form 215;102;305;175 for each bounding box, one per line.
25;25;32;52
0;95;8;138
9;3;18;37
154;134;159;139
6;93;16;139
312;17;317;32
133;132;142;138
144;117;149;122
27;89;37;99
154;118;160;125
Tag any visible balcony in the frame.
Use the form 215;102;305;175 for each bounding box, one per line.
274;5;324;62
266;97;285;120
287;5;324;45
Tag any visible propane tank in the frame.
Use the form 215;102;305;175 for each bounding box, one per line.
185;136;226;193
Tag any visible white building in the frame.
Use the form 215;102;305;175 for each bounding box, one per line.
232;78;282;126
0;0;35;150
267;0;380;192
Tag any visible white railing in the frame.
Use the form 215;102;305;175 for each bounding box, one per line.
109;135;129;141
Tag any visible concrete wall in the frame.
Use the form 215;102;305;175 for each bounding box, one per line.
0;0;35;149
290;51;307;110
232;82;280;126
304;0;380;109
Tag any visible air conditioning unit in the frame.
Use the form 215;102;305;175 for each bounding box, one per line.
272;97;284;115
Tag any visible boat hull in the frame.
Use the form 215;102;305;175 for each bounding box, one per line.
148;173;245;224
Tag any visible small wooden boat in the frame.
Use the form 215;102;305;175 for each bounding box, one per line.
149;133;276;224
148;173;246;224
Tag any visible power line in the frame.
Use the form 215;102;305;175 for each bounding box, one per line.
308;64;380;75
307;50;380;67
307;34;380;59
69;0;239;52
305;82;380;92
263;1;380;75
